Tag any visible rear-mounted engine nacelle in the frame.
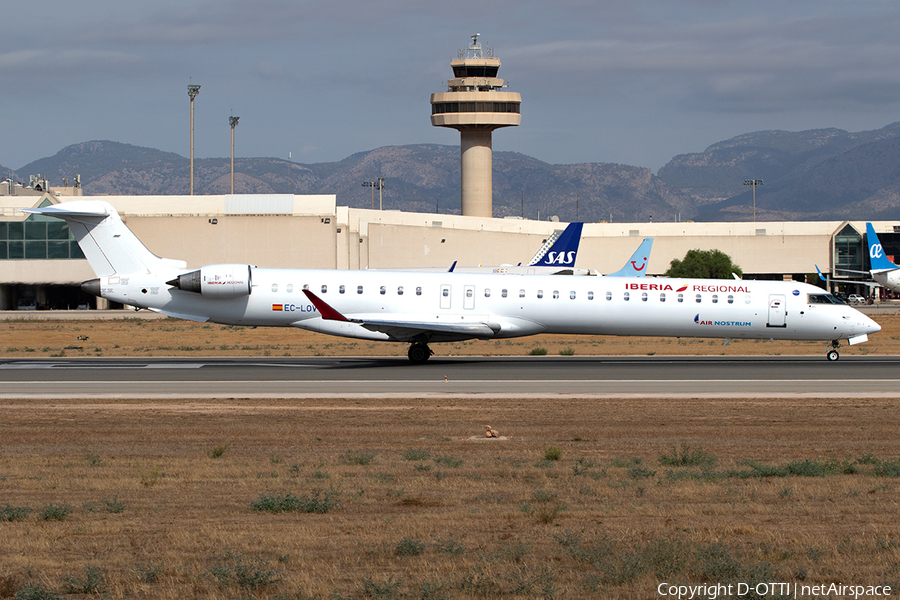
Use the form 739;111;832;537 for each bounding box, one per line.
167;264;252;298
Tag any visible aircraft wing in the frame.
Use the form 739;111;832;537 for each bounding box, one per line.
302;289;499;341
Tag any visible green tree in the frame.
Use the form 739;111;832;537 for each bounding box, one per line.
664;249;743;279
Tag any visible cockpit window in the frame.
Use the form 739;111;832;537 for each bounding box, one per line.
808;293;845;305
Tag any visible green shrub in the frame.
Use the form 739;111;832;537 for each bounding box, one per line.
402;448;431;461
394;537;427;557
433;455;463;468
62;566;105;594
529;347;548;356
207;444;229;459
207;551;281;591
544;446;562;461
0;504;31;522
251;488;340;514
343;450;377;465
103;495;126;513
658;444;717;468
37;504;71;521
14;583;61;600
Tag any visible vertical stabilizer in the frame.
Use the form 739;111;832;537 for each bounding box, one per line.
529;222;583;267
22;200;186;277
606;238;654;277
866;222;899;273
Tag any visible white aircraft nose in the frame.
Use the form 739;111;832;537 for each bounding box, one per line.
864;315;882;334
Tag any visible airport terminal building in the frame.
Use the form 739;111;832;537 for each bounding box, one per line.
1;189;896;310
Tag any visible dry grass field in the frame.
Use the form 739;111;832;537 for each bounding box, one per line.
1;316;900;599
2;397;900;599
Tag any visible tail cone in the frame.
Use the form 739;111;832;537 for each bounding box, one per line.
81;278;101;297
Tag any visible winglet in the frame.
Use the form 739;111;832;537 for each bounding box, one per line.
448;260;457;273
866;222;899;273
815;265;826;281
302;289;349;322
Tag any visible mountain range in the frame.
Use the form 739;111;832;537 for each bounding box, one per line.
6;121;900;222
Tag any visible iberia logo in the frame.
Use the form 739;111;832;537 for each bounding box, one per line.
272;304;283;311
676;285;688;292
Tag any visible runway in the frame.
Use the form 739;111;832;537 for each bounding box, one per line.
1;355;898;398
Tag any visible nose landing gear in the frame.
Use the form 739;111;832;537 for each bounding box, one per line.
408;343;433;364
826;340;841;362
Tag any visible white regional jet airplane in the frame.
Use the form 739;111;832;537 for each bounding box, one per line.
28;201;880;363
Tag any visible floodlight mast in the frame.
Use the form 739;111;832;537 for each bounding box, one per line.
229;115;240;194
743;179;764;222
188;84;201;195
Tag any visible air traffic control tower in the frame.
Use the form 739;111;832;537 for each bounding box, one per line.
431;35;521;218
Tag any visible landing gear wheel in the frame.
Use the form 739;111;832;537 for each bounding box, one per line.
826;340;841;362
407;343;432;364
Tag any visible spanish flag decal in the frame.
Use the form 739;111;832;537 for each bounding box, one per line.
272;304;283;311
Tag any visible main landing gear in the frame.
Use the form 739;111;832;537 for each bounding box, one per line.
826;340;841;362
408;343;433;364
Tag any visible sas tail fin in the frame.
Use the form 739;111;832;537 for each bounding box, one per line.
528;222;583;267
22;200;186;277
866;222;899;274
606;238;653;277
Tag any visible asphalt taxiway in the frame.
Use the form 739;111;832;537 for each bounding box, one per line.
0;355;897;398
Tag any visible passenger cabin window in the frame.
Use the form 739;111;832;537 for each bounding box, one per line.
380;286;386;295
695;294;702;303
624;292;630;301
287;284;293;293
272;283;278;292
570;291;576;300
727;295;734;304
519;289;525;298
466;288;473;298
502;289;508;298
744;295;751;304
537;290;544;299
606;291;612;301
712;294;718;304
588;291;594;300
677;293;683;303
321;285;327;294
641;292;648;302
485;288;491;298
416;287;422;296
553;290;560;299
357;285;363;294
442;288;449;297
339;285;345;294
660;293;666;302
398;286;404;295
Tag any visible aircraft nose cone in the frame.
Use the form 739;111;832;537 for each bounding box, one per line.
865;315;882;334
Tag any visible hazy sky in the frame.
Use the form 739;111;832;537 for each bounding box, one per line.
4;0;900;173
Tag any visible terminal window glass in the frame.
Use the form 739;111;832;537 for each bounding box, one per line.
835;224;864;274
0;213;84;260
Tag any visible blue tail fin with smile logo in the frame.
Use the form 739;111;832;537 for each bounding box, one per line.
866;222;899;273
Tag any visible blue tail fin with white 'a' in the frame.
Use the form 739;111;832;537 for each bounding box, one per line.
606;238;654;277
22;200;186;277
866;222;899;273
528;222;583;268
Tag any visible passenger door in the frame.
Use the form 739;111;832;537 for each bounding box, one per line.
767;294;786;327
